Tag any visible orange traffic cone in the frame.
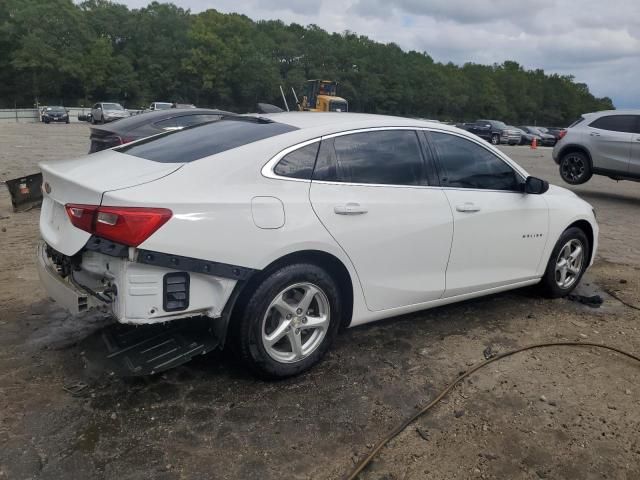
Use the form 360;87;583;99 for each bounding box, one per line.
530;137;538;149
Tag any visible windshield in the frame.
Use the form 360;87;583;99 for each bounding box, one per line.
527;126;543;134
103;103;124;111
492;121;507;129
47;106;66;112
154;103;172;110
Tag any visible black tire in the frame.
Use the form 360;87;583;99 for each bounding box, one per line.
539;227;589;298
90;116;96;125
559;151;592;185
491;134;500;145
232;263;342;379
65;119;70;124
44;119;50;124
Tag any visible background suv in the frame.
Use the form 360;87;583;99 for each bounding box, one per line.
463;120;521;145
553;110;640;184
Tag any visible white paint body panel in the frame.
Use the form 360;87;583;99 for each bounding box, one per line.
36;112;598;327
310;182;453;310
441;189;548;297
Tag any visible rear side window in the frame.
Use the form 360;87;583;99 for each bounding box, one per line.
430;132;521;191
274;142;319;180
319;130;425;185
589;115;638;133
119;119;298;163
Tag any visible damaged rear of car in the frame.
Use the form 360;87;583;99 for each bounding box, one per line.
37;118;292;327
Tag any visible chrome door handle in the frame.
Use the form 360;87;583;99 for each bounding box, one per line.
456;202;481;213
590;132;600;137
334;203;368;215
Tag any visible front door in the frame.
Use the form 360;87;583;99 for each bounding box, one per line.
309;129;454;311
427;131;549;297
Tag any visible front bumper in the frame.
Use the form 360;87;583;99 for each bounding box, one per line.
43;116;68;122
501;134;521;145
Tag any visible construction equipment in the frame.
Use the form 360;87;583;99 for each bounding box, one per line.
297;80;348;112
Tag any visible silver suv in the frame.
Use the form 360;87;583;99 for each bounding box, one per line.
552;110;640;184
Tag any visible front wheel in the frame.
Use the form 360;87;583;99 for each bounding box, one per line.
491;134;500;145
559;151;592;185
232;263;342;379
539;227;589;298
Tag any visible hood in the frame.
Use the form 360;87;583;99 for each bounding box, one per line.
547;184;578;198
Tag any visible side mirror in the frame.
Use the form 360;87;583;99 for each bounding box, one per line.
524;176;549;194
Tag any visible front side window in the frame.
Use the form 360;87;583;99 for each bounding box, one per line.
318;130;425;185
589;115;638;134
274;142;320;179
430;132;521;191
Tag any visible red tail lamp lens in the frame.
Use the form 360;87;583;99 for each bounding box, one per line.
65;204;172;247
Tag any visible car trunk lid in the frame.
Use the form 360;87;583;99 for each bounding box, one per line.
39;150;182;256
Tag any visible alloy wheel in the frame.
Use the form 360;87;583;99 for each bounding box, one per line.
561;155;585;182
261;282;330;363
554;239;584;289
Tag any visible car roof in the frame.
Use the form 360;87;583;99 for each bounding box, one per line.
583;109;640;118
257;112;456;136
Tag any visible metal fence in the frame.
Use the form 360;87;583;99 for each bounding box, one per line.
0;107;93;123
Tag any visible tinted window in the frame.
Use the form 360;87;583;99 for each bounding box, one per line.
589;115;638;133
274;142;319;179
430;132;521;191
326;130;425;185
118;119;298;163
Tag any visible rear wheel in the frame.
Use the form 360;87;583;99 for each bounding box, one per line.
232;263;342;379
539;227;589;298
559;151;592;184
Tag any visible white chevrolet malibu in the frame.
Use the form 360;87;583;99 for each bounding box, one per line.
38;113;598;378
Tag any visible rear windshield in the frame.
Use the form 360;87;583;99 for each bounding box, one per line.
118;118;298;163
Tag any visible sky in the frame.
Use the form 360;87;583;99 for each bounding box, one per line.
120;0;640;108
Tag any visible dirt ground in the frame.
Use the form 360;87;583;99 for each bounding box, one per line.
0;123;639;480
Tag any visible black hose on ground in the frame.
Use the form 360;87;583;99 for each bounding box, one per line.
344;342;640;480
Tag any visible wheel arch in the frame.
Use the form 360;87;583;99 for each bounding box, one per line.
558;144;593;168
567;219;595;264
221;249;355;348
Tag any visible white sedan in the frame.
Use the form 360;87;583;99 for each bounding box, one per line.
37;113;598;378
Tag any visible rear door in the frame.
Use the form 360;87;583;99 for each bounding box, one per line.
309;129;453;311
586;115;634;172
427;130;548;297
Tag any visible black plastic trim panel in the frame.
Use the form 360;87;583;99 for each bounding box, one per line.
137;249;255;280
84;236;129;257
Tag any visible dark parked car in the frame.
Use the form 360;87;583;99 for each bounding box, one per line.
544;127;567;141
510;126;540;145
41;106;70;124
463;119;521;145
520;126;556;146
88;108;230;153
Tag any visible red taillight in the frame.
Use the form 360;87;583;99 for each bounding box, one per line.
65;204;172;247
558;130;567;139
65;204;97;233
116;135;136;145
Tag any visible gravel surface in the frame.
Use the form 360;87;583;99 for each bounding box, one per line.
0;123;638;480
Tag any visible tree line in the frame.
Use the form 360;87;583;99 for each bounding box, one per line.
0;0;614;125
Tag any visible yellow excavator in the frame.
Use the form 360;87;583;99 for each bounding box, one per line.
295;80;348;112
